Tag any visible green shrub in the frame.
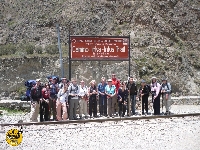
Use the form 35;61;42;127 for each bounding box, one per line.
45;44;59;54
0;44;17;56
35;46;43;54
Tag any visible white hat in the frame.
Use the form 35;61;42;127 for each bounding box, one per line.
107;79;112;82
151;76;157;79
36;79;41;82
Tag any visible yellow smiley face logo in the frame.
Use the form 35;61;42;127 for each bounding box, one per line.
5;128;23;146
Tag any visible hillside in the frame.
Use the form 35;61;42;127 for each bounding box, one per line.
0;0;200;96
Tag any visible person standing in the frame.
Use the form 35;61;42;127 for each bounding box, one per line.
150;77;161;115
139;80;149;115
49;77;59;121
56;84;69;121
105;79;116;118
30;79;43;122
161;78;172;115
98;77;107;117
78;80;89;119
127;77;138;115
41;83;50;121
68;78;80;120
111;73;120;115
88;80;98;118
118;82;128;117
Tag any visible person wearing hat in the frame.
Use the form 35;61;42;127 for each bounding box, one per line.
138;80;150;115
56;83;69;121
161;78;172;115
30;79;43;122
150;76;161;115
98;77;108;117
78;80;89;119
126;76;138;116
105;79;116;118
58;77;69;90
49;77;59;121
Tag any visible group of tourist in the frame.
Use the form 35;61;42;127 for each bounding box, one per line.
29;74;172;122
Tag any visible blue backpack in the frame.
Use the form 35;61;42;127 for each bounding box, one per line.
24;80;36;100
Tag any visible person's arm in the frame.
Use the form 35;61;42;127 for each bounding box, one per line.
166;83;172;93
30;87;34;103
111;86;116;97
57;89;61;99
154;83;161;99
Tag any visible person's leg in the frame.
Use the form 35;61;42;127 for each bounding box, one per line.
30;102;38;122
103;96;107;116
118;101;122;116
52;96;57;120
111;98;115;117
73;99;79;119
107;98;112;117
94;97;97;117
62;103;68;120
83;100;88;117
56;100;62;121
79;99;83;118
69;100;74;120
144;97;148;114
89;98;92;117
99;96;103;116
40;101;44;122
142;98;145;114
44;101;49;121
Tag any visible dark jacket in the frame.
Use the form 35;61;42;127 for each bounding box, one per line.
118;88;128;103
127;82;137;95
138;85;150;98
30;85;43;102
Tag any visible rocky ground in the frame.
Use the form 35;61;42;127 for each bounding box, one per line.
0;105;200;150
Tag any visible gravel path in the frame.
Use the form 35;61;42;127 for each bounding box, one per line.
0;105;200;150
0;116;199;150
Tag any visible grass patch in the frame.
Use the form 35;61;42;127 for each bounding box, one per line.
0;107;27;114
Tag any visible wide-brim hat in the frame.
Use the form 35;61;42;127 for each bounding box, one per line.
151;76;157;80
36;79;41;82
107;79;112;82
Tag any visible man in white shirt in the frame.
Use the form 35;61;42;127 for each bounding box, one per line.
78;80;89;119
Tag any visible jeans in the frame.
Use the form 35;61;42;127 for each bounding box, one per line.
99;95;107;116
131;95;136;115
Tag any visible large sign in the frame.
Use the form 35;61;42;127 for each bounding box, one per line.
70;36;129;60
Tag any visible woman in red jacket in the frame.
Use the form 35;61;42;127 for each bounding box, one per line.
41;83;50;121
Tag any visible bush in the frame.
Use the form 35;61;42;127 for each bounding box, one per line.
17;42;35;55
0;44;17;56
45;44;59;54
35;46;43;54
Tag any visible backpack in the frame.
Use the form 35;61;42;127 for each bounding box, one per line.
24;80;36;100
50;83;58;95
162;83;172;94
145;84;151;96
